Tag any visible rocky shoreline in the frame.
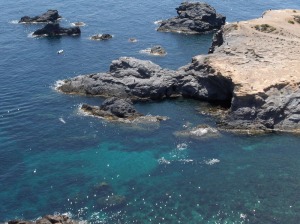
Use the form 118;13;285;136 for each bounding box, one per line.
57;9;300;133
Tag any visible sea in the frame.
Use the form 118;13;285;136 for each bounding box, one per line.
1;0;300;223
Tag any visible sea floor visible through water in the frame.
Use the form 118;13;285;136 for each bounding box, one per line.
1;0;300;223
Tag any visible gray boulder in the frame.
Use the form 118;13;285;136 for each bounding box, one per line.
150;45;167;56
90;34;113;40
157;2;225;34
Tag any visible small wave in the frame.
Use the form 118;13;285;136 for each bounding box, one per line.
71;22;86;27
139;48;152;55
52;80;65;91
154;20;162;25
204;158;220;165
27;32;35;38
59;117;66;124
177;143;188;150
158;157;171;165
179;159;193;163
9;20;19;24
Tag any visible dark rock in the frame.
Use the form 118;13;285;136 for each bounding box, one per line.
157;2;226;34
97;195;126;210
208;28;224;53
100;97;137;118
80;97;168;123
19;10;61;23
128;38;138;42
150;45;167;56
90;34;112;40
92;182;113;196
58;56;233;104
33;23;81;37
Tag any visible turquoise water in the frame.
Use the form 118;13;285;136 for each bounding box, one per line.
1;0;300;223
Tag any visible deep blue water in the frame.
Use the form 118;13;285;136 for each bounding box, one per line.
1;0;300;223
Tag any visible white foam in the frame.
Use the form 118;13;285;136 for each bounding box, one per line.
158;157;171;164
177;143;188;150
139;48;152;55
190;127;218;137
59;118;66;124
154;20;162;25
71;22;86;27
53;80;65;91
9;20;19;24
204;158;220;165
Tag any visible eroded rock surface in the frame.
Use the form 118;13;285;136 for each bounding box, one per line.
200;9;300;132
33;24;81;37
157;2;225;34
58;57;233;104
19;10;61;23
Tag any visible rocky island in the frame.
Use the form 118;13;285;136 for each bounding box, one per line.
57;9;300;133
81;97;167;123
157;2;226;34
19;10;61;23
33;23;81;37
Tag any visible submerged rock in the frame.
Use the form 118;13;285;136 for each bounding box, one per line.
33;23;81;37
90;34;112;40
150;45;167;56
97;195;126;210
157;2;226;34
19;10;61;23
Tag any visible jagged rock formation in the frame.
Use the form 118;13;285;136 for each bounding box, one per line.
33;23;81;37
19;10;61;23
57;57;233;104
157;2;225;34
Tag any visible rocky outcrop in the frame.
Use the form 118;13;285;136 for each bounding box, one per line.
81;97;167;123
8;215;80;224
150;45;167;56
157;2;225;34
90;34;112;40
57;9;300;132
200;9;300;132
57;57;233;104
19;10;61;23
33;24;81;37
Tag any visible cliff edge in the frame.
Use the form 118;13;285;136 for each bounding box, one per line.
196;9;300;132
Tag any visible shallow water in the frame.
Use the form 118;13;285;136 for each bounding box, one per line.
1;0;300;223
